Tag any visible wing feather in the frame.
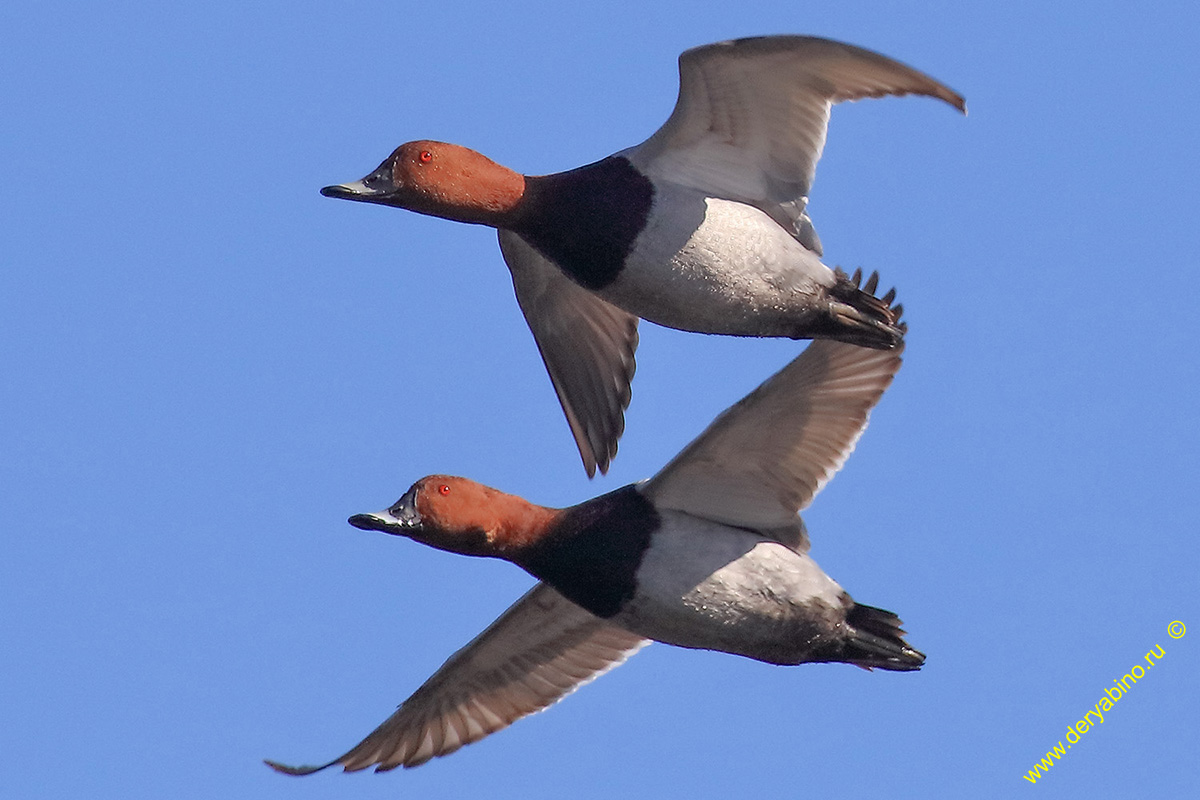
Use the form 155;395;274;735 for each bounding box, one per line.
629;36;965;252
499;230;639;477
643;340;903;549
266;584;647;774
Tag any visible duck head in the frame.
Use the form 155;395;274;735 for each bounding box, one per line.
321;141;525;227
348;475;556;558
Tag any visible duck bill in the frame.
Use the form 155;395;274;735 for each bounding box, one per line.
348;486;421;535
320;180;374;201
320;163;395;204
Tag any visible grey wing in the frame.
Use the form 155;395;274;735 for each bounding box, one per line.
627;35;965;253
643;340;903;548
499;229;639;477
266;583;648;774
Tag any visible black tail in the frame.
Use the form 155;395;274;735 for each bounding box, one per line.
817;603;925;672
823;268;907;350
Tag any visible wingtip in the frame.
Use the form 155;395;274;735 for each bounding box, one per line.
578;439;607;479
586;451;615;479
572;428;618;480
913;85;965;115
933;83;967;115
263;758;336;776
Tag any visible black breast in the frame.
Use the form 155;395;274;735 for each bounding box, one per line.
521;484;659;618
515;156;654;290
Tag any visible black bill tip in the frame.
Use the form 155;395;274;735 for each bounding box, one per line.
320;183;361;200
348;513;387;531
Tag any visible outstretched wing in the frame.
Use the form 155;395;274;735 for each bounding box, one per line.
643;340;903;549
266;583;647;774
499;229;639;477
628;36;965;254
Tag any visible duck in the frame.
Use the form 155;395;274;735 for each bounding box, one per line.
266;336;921;775
321;35;964;477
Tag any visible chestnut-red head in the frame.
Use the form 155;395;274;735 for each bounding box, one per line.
348;475;557;558
321;141;525;226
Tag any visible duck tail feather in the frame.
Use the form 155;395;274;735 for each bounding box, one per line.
839;602;925;672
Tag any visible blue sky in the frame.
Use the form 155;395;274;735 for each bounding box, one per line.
3;1;1197;797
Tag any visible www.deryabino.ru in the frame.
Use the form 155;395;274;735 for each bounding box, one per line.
1023;621;1184;784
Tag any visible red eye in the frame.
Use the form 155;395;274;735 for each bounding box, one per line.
418;150;433;164
438;484;451;496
